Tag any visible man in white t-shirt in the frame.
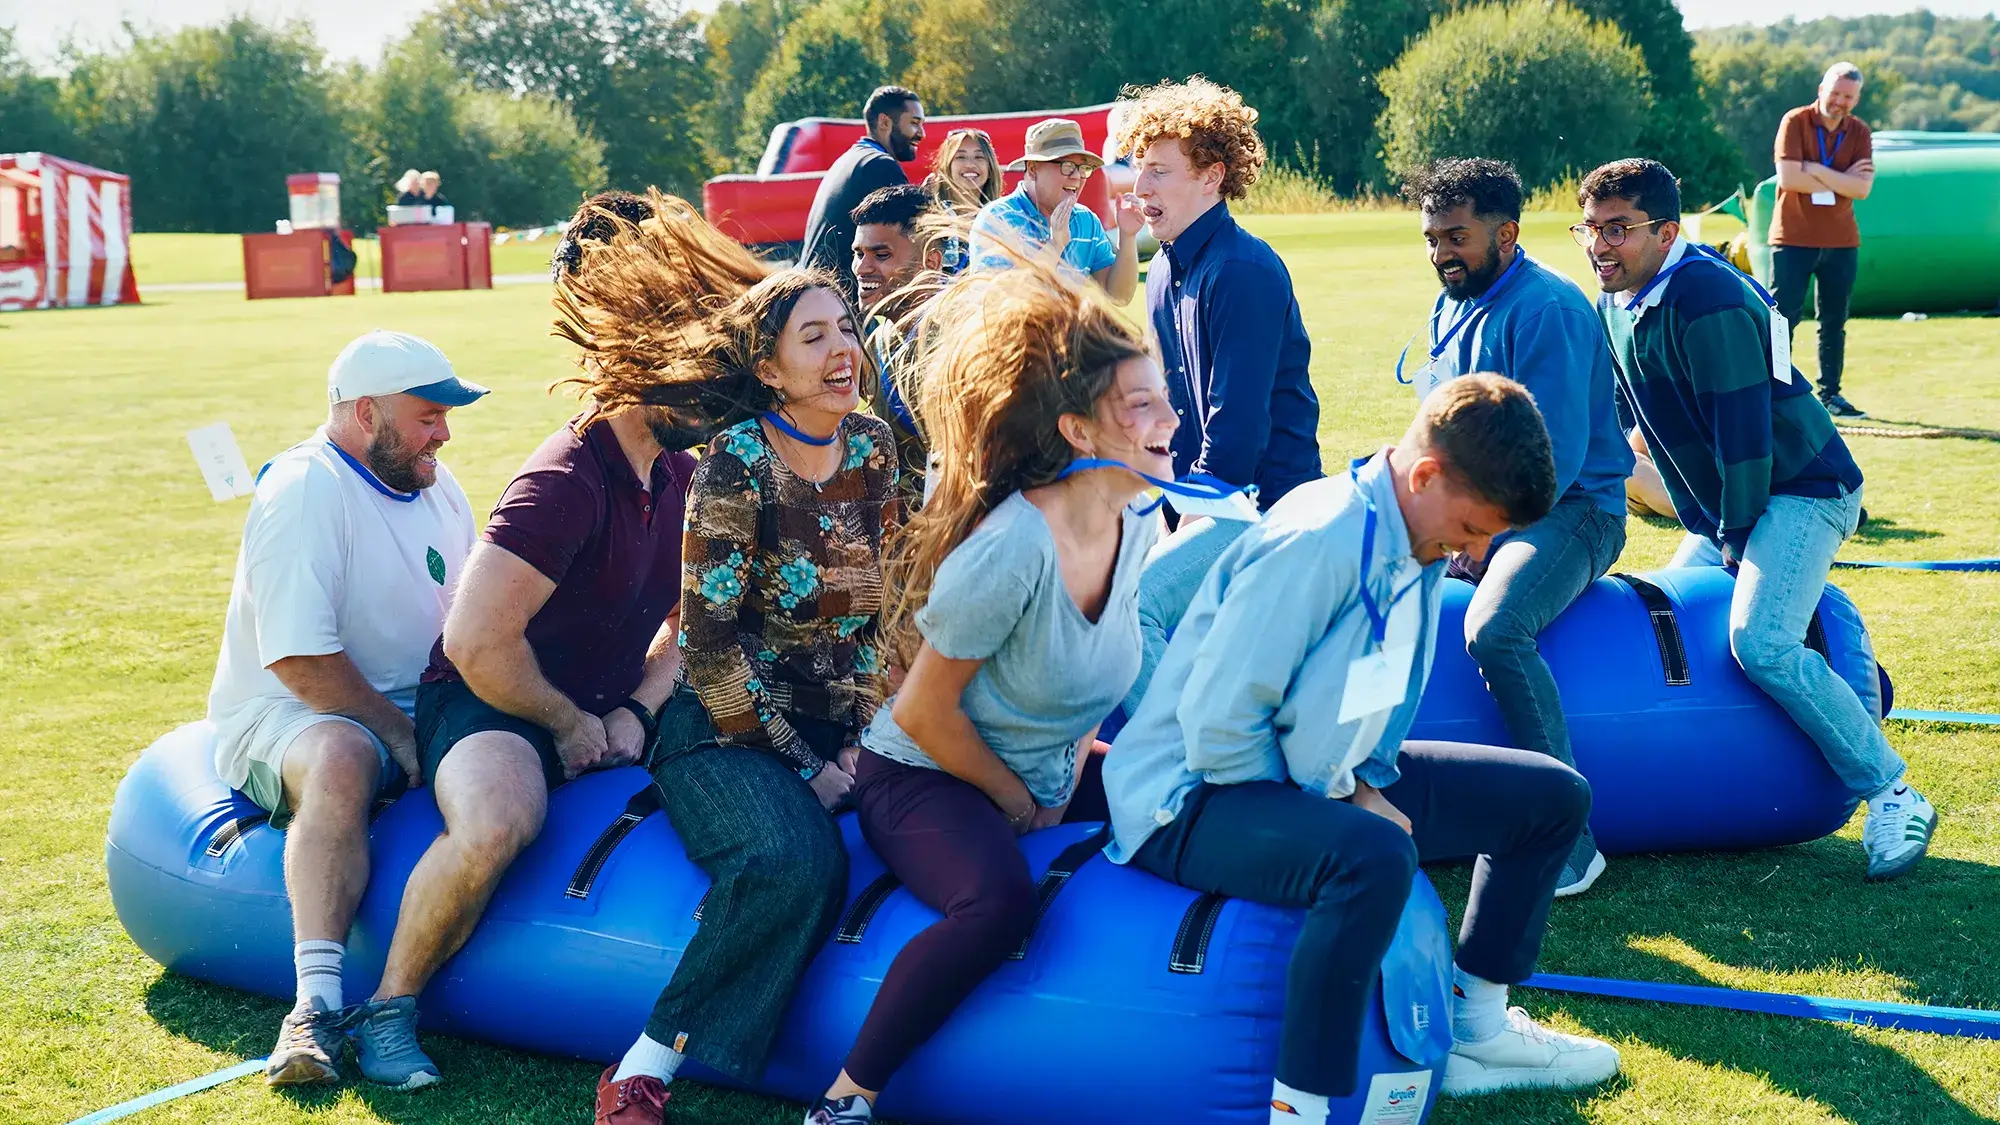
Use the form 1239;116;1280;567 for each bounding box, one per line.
205;330;487;1088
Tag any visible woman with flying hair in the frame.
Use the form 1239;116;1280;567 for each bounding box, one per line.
569;192;901;1125
922;127;1004;273
804;250;1180;1125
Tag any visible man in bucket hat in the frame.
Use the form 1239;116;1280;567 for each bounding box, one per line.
968;117;1144;302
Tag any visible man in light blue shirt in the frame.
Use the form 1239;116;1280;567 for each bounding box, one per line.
968;117;1143;303
1405;158;1634;897
1103;376;1620;1119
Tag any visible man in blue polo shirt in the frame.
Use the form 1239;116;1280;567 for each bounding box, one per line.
968;117;1142;303
1111;78;1322;716
1403;158;1633;897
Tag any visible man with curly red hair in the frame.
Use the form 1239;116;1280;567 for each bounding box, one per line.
1113;77;1323;714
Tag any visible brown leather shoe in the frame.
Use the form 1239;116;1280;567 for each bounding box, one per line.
595;1066;670;1124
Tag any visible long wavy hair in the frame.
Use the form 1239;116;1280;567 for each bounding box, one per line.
880;239;1147;666
926;128;1005;211
549;189;865;437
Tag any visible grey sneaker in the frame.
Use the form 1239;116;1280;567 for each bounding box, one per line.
1552;829;1606;899
351;995;441;1090
265;998;345;1086
1863;785;1937;881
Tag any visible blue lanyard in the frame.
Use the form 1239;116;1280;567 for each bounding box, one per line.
1816;125;1842;168
1057;457;1255;516
1348;460;1424;647
762;411;839;447
328;440;418;502
1394;250;1531;385
1624;242;1778;313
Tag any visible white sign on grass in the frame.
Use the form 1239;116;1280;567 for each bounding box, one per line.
187;422;256;502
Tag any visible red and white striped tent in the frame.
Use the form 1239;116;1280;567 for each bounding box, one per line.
0;152;140;311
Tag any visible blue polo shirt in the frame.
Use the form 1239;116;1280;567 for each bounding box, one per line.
1150;201;1321;507
968;181;1118;278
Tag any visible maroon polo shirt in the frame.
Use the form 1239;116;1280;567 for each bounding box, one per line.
424;414;696;715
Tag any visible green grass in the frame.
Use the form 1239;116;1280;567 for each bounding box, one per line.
128;232;560;286
5;212;1999;1125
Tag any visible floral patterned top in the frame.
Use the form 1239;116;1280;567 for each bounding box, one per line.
679;413;900;773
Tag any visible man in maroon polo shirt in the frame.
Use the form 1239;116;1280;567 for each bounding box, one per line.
338;191;703;1090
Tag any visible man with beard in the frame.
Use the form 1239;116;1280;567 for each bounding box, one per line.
204;330;487;1087
1403;158;1632;897
1578;158;1934;883
852;183;943;507
342;193;708;1091
801;85;925;300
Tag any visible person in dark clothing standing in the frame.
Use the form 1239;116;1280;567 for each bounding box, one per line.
800;85;926;299
1770;61;1875;418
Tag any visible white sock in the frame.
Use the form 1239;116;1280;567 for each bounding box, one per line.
612;1032;686;1083
1868;777;1913;809
294;939;344;1010
1451;966;1509;1045
1270;1080;1328;1124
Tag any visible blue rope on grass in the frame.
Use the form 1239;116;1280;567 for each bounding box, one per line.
66;1058;268;1125
1524;974;2000;1040
1833;558;2000;572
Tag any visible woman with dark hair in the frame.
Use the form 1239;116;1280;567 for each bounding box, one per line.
577;193;901;1125
923;128;1003;274
805;251;1178;1124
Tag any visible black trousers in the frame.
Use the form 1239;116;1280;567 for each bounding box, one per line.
1129;741;1590;1097
1770;245;1859;397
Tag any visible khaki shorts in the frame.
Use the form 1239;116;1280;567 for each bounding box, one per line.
215;697;395;829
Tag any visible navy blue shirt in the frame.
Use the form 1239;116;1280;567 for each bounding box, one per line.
1148;202;1321;507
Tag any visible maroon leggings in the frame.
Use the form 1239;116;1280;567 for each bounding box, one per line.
842;749;1038;1091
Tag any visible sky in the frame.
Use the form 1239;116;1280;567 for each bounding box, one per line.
4;0;1998;68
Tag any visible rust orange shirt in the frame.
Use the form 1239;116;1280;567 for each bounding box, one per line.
1770;105;1872;249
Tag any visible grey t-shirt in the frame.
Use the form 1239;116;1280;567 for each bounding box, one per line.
861;491;1159;805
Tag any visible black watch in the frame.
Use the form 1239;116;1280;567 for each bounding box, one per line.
614;698;659;746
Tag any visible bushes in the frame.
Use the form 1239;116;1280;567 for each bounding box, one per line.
1377;2;1650;194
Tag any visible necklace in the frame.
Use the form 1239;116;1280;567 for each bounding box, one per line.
761;413;841;491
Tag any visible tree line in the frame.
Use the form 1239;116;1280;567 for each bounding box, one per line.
3;1;1986;234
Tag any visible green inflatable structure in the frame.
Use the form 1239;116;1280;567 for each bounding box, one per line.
1745;131;2000;316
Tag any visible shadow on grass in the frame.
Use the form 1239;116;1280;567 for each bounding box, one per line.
1852;515;1944;545
1437;841;2000;1123
140;973;823;1124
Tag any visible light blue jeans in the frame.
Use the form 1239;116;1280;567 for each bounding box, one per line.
1122;517;1253;718
1668;487;1904;797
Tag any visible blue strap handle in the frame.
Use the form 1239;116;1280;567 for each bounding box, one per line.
1524;974;2000;1040
66;1058;269;1125
1833;558;2000;572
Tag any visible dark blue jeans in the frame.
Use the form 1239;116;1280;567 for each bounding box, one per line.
1129;742;1590;1097
1771;245;1859;397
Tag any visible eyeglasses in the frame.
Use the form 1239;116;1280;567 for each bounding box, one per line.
1043;159;1093;178
1569;218;1667;248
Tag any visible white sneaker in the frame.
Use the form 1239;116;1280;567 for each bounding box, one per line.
1442;1007;1620;1097
1863;785;1937;882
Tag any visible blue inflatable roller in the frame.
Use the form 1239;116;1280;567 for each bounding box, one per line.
107;723;1446;1124
1412;567;1880;856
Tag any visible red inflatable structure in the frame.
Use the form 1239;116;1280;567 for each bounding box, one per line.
0;152;140;311
704;103;1117;253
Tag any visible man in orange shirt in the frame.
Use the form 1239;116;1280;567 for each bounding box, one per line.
1769;61;1875;418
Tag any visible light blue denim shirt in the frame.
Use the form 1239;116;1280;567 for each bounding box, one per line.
1101;453;1447;863
968;181;1117;278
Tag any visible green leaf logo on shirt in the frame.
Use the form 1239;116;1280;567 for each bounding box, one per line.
427;547;446;586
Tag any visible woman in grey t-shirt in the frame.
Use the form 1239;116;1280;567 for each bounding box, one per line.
805;256;1179;1125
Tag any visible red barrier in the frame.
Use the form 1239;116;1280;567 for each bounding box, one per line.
711;103;1122;250
243;230;356;300
380;222;494;293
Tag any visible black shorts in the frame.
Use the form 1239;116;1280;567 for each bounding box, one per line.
416;678;567;792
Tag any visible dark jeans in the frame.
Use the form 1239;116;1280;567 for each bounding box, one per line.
644;685;849;1082
1463;497;1626;771
1130;742;1590;1097
841;749;1037;1091
1771;245;1859;397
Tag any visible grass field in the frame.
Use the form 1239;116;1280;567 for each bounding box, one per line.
5;212;1999;1125
128;231;560;286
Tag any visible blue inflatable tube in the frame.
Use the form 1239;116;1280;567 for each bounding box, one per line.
107;723;1444;1125
1412;567;1876;856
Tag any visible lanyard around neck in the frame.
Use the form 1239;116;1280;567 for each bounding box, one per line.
1625;241;1777;313
1395;249;1531;385
1816;124;1843;167
1057;457;1256;517
1348;460;1423;646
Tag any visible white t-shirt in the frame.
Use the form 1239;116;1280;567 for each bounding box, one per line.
206;430;475;786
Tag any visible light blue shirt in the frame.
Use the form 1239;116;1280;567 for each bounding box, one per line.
862;493;1158;806
968;181;1117;278
1101;453;1448;863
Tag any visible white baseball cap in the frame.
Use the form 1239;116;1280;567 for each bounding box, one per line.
327;330;490;406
